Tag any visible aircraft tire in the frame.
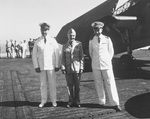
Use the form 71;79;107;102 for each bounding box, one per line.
120;54;134;70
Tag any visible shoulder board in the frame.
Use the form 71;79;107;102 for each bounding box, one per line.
34;37;41;42
103;35;110;39
92;36;97;40
37;36;41;40
76;40;80;43
63;43;68;47
76;40;82;44
50;36;56;39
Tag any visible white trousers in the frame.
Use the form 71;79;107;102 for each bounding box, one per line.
22;49;26;58
12;49;15;58
93;68;120;106
39;70;56;104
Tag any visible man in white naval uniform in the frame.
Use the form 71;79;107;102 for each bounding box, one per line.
89;21;121;112
32;23;60;108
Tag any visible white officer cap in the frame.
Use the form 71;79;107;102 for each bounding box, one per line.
91;21;104;29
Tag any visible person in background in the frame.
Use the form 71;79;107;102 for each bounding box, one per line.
10;39;15;58
22;40;28;58
28;38;34;58
61;28;84;108
89;21;121;112
5;40;11;58
19;41;23;58
32;23;60;108
14;40;20;58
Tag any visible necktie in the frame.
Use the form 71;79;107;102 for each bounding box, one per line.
98;37;100;43
44;36;46;43
70;41;73;47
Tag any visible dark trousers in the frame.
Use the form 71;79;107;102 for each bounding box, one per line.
65;73;81;104
29;47;33;57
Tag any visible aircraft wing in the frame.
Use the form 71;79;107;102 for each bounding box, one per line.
56;0;150;72
57;0;150;55
56;0;118;55
113;0;150;51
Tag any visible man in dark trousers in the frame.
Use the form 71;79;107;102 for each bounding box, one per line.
28;38;34;57
61;28;84;108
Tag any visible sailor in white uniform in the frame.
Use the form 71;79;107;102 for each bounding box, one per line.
89;21;121;111
32;23;60;108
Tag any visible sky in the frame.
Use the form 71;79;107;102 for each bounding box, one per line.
0;0;126;52
0;0;107;43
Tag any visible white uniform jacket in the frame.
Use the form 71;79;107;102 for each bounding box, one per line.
32;35;60;70
89;35;114;70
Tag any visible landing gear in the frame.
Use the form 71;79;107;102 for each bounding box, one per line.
120;54;135;70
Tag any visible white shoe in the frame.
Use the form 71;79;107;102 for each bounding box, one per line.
52;103;57;107
99;100;105;106
39;103;45;108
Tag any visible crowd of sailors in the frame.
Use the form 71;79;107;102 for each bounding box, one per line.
5;38;34;58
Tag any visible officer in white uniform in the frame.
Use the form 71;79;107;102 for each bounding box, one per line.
89;21;121;111
32;23;60;108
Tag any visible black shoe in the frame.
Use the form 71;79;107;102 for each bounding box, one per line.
67;102;73;108
113;105;122;112
99;104;104;107
75;102;81;108
76;104;81;108
67;104;70;108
